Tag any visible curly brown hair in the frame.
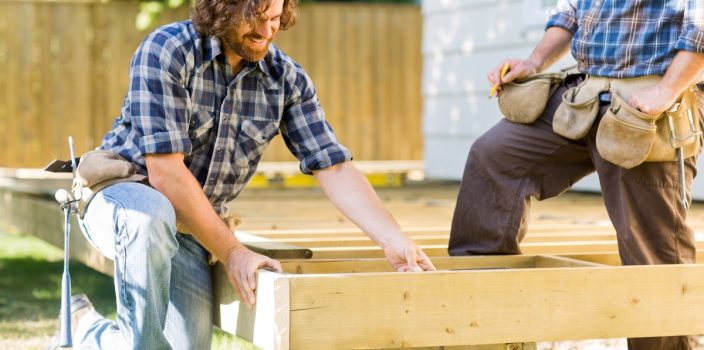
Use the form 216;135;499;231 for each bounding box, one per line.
191;0;299;37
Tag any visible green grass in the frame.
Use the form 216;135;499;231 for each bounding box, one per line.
0;229;258;350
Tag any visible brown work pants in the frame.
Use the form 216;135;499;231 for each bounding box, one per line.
449;77;700;350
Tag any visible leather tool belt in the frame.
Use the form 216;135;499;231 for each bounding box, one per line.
500;73;702;169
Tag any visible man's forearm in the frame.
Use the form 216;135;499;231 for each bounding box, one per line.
661;50;704;95
314;162;405;248
528;27;573;72
145;154;244;262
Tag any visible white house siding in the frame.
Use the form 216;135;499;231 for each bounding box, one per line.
421;0;704;199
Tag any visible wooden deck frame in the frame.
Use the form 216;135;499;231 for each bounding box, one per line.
4;175;704;349
7;186;687;266
212;257;704;349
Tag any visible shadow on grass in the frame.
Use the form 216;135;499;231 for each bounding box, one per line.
0;258;116;321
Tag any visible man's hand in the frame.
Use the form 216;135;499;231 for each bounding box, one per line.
628;84;680;116
488;26;572;96
382;237;436;272
224;245;282;309
487;58;541;93
629;50;704;115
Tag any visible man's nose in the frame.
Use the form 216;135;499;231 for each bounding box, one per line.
255;21;273;39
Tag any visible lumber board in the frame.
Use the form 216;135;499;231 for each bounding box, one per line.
307;239;704;259
214;269;290;350
236;232;312;259
285;264;704;349
247;226;616;237
278;255;604;274
562;251;704;266
245;232;620;248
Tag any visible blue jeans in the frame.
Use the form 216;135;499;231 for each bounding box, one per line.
76;182;213;350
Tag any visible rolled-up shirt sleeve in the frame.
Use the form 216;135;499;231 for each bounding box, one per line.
128;32;192;156
675;0;704;53
546;0;579;33
280;68;353;174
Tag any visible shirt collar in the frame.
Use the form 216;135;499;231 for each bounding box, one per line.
201;36;223;62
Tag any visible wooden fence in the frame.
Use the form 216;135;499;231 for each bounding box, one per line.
0;0;422;167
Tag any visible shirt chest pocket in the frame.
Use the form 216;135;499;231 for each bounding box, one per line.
188;110;215;155
238;119;280;164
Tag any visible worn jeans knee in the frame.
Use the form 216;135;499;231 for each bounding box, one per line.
76;182;185;349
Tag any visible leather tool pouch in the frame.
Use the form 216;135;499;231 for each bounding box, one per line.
553;77;608;139
654;88;701;160
75;150;147;217
498;72;565;124
596;87;701;169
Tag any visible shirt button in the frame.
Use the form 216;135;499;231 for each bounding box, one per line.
208;177;215;184
216;147;223;153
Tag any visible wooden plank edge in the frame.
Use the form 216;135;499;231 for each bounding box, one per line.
286;264;704;348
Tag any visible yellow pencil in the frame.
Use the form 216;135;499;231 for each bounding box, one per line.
489;62;511;98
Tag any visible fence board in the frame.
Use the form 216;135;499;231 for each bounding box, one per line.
0;1;422;167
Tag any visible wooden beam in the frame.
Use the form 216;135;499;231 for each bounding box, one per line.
246;224;616;237
237;232;312;259
308;240;704;259
245;232;620;248
278;255;603;274
562;251;704;266
214;269;290;350
285;264;704;349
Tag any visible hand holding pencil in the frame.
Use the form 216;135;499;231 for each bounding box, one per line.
489;62;510;98
488;59;541;98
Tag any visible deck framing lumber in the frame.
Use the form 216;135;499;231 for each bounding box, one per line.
211;259;704;349
4;175;704;349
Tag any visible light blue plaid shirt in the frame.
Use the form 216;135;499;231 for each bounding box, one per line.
547;0;704;78
101;21;352;214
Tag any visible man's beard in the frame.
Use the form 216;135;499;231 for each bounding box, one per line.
224;31;272;62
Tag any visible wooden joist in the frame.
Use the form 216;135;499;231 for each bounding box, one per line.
213;256;704;350
304;239;704;259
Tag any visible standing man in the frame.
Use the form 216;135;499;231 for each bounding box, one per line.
449;1;703;349
64;0;435;349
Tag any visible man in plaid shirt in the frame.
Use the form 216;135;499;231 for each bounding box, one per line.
450;1;703;349
60;0;436;348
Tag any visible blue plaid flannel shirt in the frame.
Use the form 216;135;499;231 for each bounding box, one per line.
547;0;704;78
101;21;352;214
